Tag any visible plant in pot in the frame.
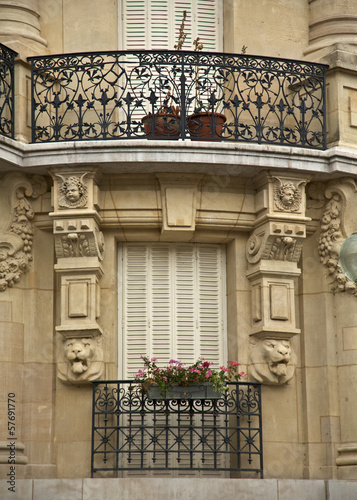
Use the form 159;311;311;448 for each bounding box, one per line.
141;11;188;139
186;37;227;141
135;355;244;400
187;43;248;141
141;95;181;139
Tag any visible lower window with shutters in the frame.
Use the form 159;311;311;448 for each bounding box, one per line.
91;242;263;478
120;242;227;478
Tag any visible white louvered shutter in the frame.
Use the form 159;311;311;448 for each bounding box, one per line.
120;0;222;52
120;242;226;377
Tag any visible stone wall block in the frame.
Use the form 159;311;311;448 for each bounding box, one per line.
0;322;24;363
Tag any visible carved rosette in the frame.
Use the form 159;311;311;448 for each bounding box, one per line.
0;173;47;291
318;179;357;296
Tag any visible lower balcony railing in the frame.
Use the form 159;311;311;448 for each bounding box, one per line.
28;50;327;149
91;380;263;478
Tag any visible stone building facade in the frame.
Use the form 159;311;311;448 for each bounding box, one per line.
0;1;357;498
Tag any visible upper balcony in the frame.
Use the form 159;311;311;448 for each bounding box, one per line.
0;48;328;150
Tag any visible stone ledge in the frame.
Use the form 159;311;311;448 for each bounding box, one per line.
1;136;357;179
0;478;356;500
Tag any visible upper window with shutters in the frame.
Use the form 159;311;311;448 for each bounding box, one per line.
119;0;223;52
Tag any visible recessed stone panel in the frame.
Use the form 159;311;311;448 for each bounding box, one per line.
270;284;289;321
68;282;88;318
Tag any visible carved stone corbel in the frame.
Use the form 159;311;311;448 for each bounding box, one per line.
54;218;104;260
246;220;306;264
50;168;104;384
0;173;47;291
249;336;296;385
156;173;203;239
318;178;357;296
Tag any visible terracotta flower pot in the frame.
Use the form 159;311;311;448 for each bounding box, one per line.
187;112;226;140
141;112;180;139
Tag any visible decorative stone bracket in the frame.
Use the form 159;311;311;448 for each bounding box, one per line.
246;172;310;385
156;173;203;239
50;168;105;384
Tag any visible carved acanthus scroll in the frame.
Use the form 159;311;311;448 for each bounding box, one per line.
246;222;305;264
0;173;47;291
54;219;104;260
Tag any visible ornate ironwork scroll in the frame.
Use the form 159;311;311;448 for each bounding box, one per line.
91;380;263;478
29;50;327;149
0;43;16;139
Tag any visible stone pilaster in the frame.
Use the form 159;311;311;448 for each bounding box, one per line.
246;172;311;384
50;168;105;384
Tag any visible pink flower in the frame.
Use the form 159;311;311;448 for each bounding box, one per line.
135;369;146;378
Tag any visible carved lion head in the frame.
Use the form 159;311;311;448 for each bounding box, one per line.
249;337;295;385
64;338;96;374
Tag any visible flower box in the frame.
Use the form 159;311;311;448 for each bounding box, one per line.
136;356;243;401
147;382;222;400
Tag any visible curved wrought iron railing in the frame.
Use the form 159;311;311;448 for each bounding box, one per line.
91;380;263;478
29;50;327;149
0;43;16;139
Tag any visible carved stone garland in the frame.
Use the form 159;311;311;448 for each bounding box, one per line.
318;179;357;296
0;173;47;291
